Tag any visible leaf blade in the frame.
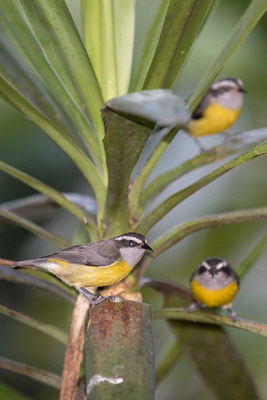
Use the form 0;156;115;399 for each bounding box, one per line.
130;0;169;91
135;207;267;281
0;303;68;344
0;208;70;248
0;0;105;167
143;0;214;89
0;78;106;211
0;265;76;303
0;159;99;240
0;357;61;389
141;128;267;207
82;0;135;101
136;142;267;233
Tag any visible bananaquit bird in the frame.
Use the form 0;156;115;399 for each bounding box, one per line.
188;257;240;320
13;232;153;305
187;78;246;140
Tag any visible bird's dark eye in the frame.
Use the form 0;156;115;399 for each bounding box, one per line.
129;240;136;247
198;266;207;274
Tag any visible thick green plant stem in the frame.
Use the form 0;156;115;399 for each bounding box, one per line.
102;107;150;237
85;301;155;399
152;308;267;337
0;304;68;344
136;143;267;233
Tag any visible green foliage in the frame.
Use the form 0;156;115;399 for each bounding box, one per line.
0;0;267;398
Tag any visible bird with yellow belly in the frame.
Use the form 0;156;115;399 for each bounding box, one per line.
186;78;246;145
188;257;240;320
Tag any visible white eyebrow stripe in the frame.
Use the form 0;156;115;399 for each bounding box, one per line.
212;81;237;90
115;236;143;244
202;261;211;269
216;261;227;269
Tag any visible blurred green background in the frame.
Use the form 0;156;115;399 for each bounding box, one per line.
0;0;266;399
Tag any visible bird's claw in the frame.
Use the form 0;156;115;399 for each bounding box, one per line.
89;295;116;307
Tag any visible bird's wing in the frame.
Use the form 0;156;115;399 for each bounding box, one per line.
42;240;121;267
191;91;212;119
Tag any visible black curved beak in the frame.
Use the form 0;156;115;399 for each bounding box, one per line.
239;87;247;93
142;243;154;252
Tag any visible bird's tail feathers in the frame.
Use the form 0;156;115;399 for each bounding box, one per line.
13;259;44;269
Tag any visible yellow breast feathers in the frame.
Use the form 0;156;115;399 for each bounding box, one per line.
187;103;241;137
46;258;132;288
190;279;239;307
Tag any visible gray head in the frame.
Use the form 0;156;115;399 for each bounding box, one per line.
114;232;153;268
190;257;239;290
209;78;246;109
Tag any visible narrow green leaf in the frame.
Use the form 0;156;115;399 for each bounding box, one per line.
82;0;135;101
143;0;214;89
0;265;76;304
189;0;267;111
0;0;105;168
135;207;267;281
154;207;267;256
141;128;267;207
0;304;68;344
113;0;135;95
0;159;99;240
147;280;260;399
130;0;169;91
0;208;70;248
136;142;267;233
0;78;106;213
129;128;177;222
85;301;155;399
22;0;104;138
102;107;151;236
237;234;267;278
0;193;96;223
0;357;61;389
153;308;267;337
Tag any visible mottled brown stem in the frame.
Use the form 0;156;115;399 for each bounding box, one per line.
60;294;90;400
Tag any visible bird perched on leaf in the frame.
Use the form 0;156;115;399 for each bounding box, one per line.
187;78;246;146
13;232;153;305
188;257;240;320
